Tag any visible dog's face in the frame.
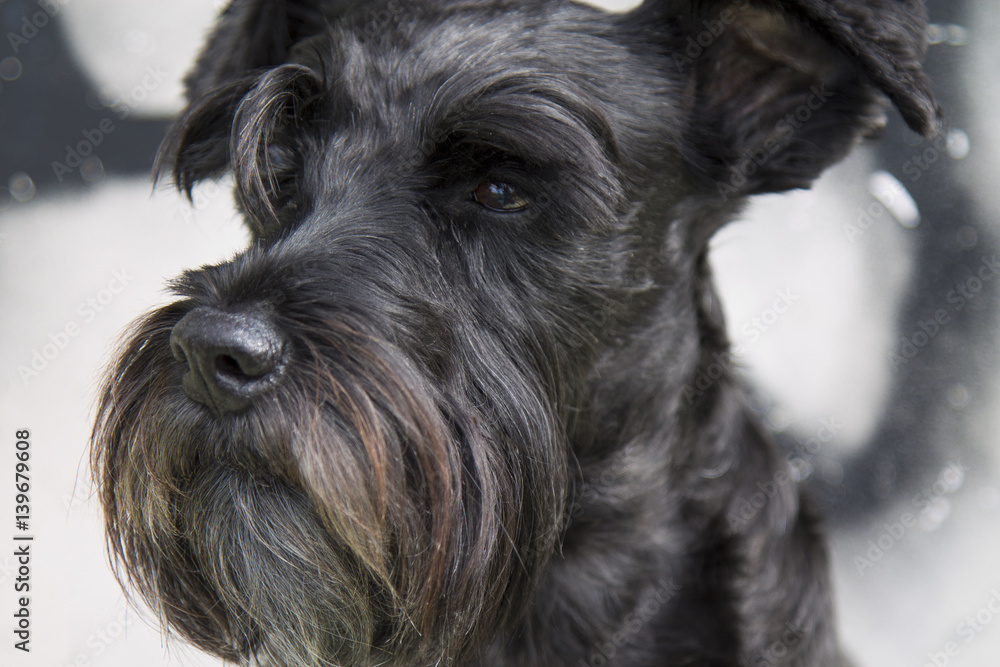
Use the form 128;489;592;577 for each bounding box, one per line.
93;1;938;665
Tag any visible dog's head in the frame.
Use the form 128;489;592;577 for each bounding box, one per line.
93;1;938;665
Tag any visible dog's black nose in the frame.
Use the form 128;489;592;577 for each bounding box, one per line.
170;307;288;414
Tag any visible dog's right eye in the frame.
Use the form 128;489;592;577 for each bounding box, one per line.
472;181;529;213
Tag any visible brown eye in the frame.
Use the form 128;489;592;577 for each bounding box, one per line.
472;181;529;213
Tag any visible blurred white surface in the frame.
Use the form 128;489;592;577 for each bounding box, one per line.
60;0;224;117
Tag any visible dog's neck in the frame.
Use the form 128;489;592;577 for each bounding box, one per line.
471;247;836;665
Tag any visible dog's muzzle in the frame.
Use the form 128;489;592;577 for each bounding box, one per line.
169;306;288;415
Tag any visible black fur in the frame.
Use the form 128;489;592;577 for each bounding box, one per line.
92;1;939;665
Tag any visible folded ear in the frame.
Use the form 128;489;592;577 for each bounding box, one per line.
158;0;348;214
185;0;354;102
627;0;941;199
157;65;322;219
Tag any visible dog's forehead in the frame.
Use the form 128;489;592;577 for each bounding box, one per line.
320;0;630;107
276;0;675;172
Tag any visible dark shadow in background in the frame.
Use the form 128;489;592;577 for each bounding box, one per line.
0;0;167;198
798;0;999;524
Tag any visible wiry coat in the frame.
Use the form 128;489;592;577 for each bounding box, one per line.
92;1;938;665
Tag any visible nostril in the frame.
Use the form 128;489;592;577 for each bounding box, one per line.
215;354;251;381
213;347;279;383
170;307;288;414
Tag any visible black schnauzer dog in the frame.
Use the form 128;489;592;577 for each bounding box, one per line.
92;0;939;665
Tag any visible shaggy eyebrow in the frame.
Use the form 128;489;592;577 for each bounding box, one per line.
422;73;621;170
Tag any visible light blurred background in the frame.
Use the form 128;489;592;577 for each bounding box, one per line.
0;1;997;665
